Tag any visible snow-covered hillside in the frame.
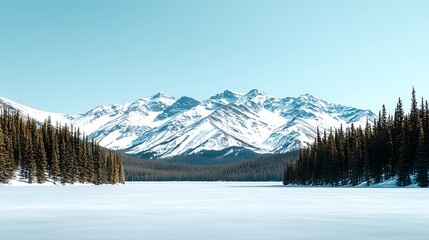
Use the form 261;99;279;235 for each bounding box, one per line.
0;90;376;159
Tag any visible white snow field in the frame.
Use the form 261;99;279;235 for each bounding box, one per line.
1;182;429;240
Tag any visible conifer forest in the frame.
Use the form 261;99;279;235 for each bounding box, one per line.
284;89;429;187
123;153;290;181
0;108;125;184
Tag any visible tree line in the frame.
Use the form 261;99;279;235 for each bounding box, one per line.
0;108;125;184
123;153;291;181
284;88;429;187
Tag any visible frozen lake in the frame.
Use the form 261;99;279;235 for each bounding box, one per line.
1;182;429;240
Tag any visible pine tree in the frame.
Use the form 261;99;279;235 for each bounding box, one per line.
35;134;47;183
334;126;346;185
99;147;107;184
50;137;60;183
409;88;420;174
113;153;120;184
11;116;21;172
0;126;8;183
415;128;428;187
425;101;429;169
93;142;107;185
79;133;90;183
59;130;68;183
63;126;76;184
392;99;404;173
118;153;125;184
24;131;36;183
313;128;323;185
18;119;27;178
349;132;362;186
326;130;337;185
397;117;412;186
74;128;85;183
41;120;51;169
2;124;15;182
361;121;372;186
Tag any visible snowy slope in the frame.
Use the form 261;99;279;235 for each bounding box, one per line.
0;96;74;124
0;90;376;159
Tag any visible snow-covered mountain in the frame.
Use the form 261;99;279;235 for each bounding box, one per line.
0;90;376;159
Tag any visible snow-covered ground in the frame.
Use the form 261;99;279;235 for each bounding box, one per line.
1;182;428;240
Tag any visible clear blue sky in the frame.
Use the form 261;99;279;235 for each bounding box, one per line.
1;0;428;114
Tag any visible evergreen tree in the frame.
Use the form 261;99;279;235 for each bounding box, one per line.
59;132;67;183
363;123;371;186
313;128;323;185
421;101;429;150
11;115;22;172
0;120;15;182
0;126;9;183
335;126;346;184
106;151;113;184
349;131;362;186
397;117;412;186
75;128;85;183
326;130;337;185
35;134;47;183
392;98;404;175
409;88;420;174
118;153;125;184
113;153;121;183
64;126;76;183
415;128;428;187
50;137;60;183
24;130;36;183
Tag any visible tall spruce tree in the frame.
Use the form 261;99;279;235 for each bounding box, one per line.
335;126;346;185
0;126;9;183
397;116;412;186
24;130;36;183
83;136;94;183
415;128;428;187
362;121;372;186
349;133;361;186
392;98;404;177
35;134;47;183
326;130;337;185
0;119;15;182
409;88;420;174
50;137;60;183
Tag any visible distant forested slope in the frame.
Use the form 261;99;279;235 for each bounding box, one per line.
123;153;295;181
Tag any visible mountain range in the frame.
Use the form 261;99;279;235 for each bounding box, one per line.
0;90;376;160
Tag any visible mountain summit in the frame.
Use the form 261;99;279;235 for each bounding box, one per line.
0;91;376;160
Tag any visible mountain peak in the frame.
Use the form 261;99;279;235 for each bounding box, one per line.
247;89;261;95
300;93;313;98
297;93;317;101
291;93;329;110
210;90;241;101
244;89;268;99
129;92;176;112
151;92;175;100
155;96;200;121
